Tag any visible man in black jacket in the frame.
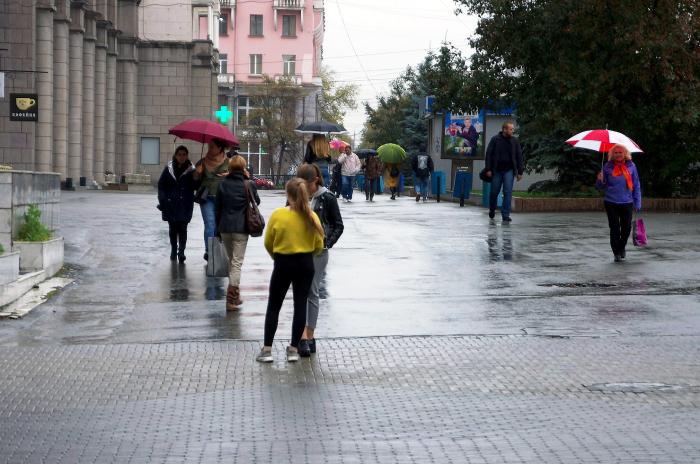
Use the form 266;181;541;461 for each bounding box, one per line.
484;121;524;222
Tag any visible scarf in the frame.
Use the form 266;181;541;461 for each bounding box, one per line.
612;161;633;192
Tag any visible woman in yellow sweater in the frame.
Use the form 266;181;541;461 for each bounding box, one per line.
257;179;324;363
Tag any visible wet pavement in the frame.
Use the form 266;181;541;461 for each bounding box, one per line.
0;190;698;345
0;190;699;463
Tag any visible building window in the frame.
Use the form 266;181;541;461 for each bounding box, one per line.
250;14;263;36
249;54;262;75
283;55;296;76
219;14;229;36
198;15;208;40
237;96;263;127
140;137;160;165
239;142;266;175
282;15;296;37
219;53;228;74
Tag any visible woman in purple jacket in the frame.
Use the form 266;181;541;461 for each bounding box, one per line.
596;144;642;262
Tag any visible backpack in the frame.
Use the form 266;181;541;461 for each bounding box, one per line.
390;166;400;177
417;155;428;172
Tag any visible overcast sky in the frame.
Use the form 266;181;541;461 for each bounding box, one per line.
321;0;478;141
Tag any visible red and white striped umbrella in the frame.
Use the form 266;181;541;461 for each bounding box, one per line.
566;129;643;153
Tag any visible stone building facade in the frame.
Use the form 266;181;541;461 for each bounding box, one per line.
0;0;219;185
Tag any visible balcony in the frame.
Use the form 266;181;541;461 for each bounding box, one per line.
274;74;303;85
273;0;305;31
218;73;236;86
220;0;235;7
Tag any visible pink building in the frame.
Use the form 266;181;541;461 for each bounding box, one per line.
217;0;325;175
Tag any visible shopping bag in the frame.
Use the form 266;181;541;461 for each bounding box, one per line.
206;237;229;277
633;217;647;247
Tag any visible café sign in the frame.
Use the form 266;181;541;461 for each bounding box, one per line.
10;93;38;121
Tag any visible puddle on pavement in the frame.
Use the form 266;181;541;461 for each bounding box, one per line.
586;382;690;393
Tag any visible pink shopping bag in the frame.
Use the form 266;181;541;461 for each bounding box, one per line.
633;218;647;247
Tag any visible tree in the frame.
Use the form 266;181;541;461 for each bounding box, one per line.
319;67;359;124
248;76;307;178
442;0;700;196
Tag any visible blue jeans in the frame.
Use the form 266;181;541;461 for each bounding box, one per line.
341;175;355;200
200;197;217;251
416;177;429;200
490;170;514;218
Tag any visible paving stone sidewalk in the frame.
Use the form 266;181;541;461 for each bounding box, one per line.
1;334;698;463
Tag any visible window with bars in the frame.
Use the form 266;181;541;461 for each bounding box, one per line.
249;54;262;75
282;15;296;37
250;14;263;36
283;55;296;76
237;96;262;127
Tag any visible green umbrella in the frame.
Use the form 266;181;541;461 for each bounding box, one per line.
377;143;407;164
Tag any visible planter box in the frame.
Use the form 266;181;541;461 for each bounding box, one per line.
0;251;20;286
12;237;64;276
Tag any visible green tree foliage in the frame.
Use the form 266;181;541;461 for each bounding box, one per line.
17;205;52;242
443;0;700;196
319;67;359;124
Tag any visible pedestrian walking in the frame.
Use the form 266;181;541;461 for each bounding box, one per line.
329;161;342;198
304;134;332;186
337;145;362;202
484;121;524;222
193;139;229;261
215;155;261;311
385;162;401;200
157;146;196;262
295;164;344;357
256;179;324;363
596;144;642;262
364;152;382;202
411;151;434;202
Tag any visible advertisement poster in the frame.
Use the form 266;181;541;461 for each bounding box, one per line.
442;113;483;159
10;93;38;122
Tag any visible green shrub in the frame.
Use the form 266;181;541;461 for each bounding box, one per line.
17;205;52;242
0;243;4;255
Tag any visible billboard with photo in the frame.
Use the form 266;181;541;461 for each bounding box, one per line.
442;112;483;160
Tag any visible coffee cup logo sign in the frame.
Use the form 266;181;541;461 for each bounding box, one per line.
10;93;38;121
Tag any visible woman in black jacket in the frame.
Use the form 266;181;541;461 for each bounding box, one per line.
295;163;344;356
157;146;195;262
215;155;261;311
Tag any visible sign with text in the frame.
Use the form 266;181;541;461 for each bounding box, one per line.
442;112;483;160
10;93;38;121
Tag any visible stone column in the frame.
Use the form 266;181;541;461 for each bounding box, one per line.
81;14;96;184
93;22;108;184
117;37;138;176
67;5;85;184
105;31;118;177
35;1;55;173
52;0;71;179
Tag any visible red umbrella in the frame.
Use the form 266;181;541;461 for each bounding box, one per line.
566;129;642;154
168;119;239;147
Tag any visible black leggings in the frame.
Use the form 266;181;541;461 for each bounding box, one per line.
604;201;633;255
168;221;188;253
264;253;315;348
365;178;378;200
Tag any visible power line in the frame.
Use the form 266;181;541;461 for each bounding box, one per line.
335;0;377;95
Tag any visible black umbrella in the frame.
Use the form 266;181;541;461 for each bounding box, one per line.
355;148;377;159
295;121;348;135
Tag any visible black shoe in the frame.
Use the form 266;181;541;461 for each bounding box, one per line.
620;250;626;259
298;339;311;358
170;252;177;261
178;253;186;263
502;216;512;222
488;210;495;219
614;254;622;262
308;338;316;354
203;253;208;261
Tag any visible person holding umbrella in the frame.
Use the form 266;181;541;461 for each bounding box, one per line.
304;134;332;186
157;145;195;262
193;139;230;261
596;144;642;262
377;143;407;200
337;145;362;202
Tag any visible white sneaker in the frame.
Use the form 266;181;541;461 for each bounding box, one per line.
256;348;273;363
286;346;300;362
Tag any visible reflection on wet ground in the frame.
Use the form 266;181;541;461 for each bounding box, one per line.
0;191;699;346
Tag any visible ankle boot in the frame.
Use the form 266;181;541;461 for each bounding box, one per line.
226;285;243;311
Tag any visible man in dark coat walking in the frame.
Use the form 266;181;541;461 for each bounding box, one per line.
484;121;524;222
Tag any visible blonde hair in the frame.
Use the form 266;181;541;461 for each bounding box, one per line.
607;144;632;161
286;178;324;237
296;163;324;187
311;134;330;159
228;155;247;172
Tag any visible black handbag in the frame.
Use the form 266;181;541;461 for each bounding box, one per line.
244;181;265;237
479;167;492;183
193;185;209;204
